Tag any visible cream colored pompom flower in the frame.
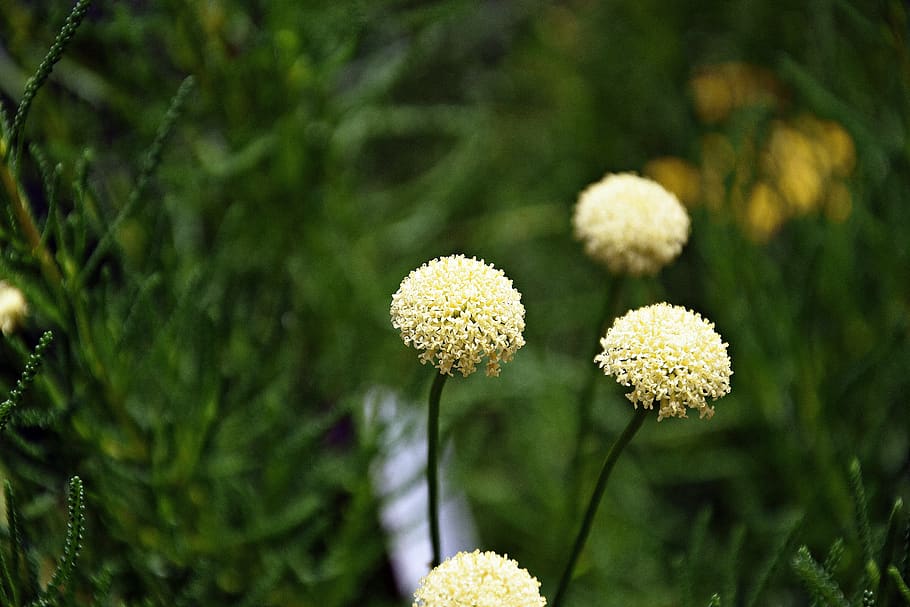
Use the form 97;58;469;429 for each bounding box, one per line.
573;172;690;275
0;281;28;336
390;255;526;377
595;303;732;420
413;549;546;607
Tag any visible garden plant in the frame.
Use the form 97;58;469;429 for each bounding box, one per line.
0;1;908;606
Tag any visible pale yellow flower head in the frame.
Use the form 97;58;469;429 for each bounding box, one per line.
573;173;691;275
0;281;28;336
390;255;526;377
413;549;546;607
595;303;732;420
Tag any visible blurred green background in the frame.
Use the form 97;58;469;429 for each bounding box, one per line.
1;0;908;605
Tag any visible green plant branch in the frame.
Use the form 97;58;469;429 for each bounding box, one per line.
792;545;849;607
427;371;448;569
28;143;61;248
0;331;54;433
851;459;875;567
887;565;910;603
7;0;92;163
551;405;647;607
2;482;22;607
76;75;195;289
745;514;803;607
0;159;63;289
42;476;86;603
569;276;625;501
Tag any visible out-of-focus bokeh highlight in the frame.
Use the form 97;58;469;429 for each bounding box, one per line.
646;62;856;242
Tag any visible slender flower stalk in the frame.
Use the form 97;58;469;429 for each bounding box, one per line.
553;302;732;605
569;276;625;487
426;372;447;567
569;172;688;498
551;406;647;607
391;254;526;569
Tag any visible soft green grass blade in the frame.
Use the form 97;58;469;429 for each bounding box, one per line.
723;524;746;607
0;548;12;607
882;500;906;572
27;143;60;248
825;538;846;575
76;75;195;288
682;508;712;607
4;482;23;606
850;460;875;567
887;566;910;604
745;515;803;607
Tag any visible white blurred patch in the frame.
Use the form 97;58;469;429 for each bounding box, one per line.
364;389;478;597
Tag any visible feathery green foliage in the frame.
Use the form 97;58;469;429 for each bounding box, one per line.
0;0;908;605
7;0;91;163
0;331;53;432
0;332;89;606
794;545;850;607
0;477;87;607
75;75;194;287
852;459;876;569
793;461;910;607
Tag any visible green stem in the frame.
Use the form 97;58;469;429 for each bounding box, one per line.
427;371;448;568
1;157;63;289
551;406;648;607
569;276;625;496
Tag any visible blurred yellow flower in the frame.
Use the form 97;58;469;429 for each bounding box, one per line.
690;62;781;124
647;61;857;242
413;550;546;607
817;120;856;177
0;281;28;336
390;255;526;377
763;121;824;214
745;181;786;242
572;173;690;276
643;157;702;206
595;303;732;421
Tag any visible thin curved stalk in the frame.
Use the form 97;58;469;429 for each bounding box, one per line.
551;406;648;607
427;372;448;568
569;275;625;499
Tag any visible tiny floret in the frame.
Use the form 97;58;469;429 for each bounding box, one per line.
0;281;28;336
573;173;690;275
595;303;732;420
413;549;546;607
391;255;526;377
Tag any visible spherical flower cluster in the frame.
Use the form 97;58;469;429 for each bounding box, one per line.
0;281;28;336
573;173;690;275
391;255;526;377
595;303;732;420
413;550;546;607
